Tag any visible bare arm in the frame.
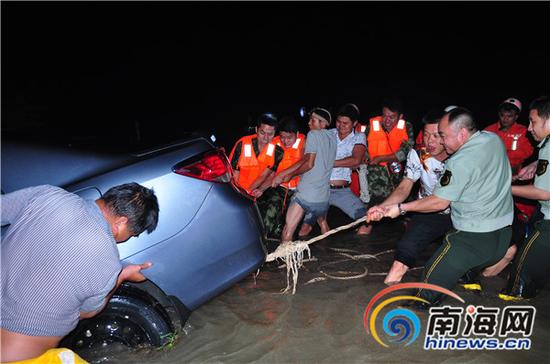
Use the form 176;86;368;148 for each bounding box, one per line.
285;153;315;179
514;161;538;181
80;262;152;319
272;153;316;187
369;153;398;165
512;184;550;201
334;144;366;168
249;169;274;193
367;192;450;222
400;194;450;214
367;178;414;220
272;145;305;178
381;178;415;206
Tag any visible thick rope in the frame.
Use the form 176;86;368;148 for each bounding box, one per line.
266;216;367;262
265;216;368;294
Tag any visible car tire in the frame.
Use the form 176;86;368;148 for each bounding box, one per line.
61;295;173;352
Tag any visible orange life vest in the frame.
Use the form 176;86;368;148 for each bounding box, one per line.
367;116;409;164
229;134;276;191
273;133;305;189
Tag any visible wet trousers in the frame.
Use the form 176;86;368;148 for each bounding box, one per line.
503;219;550;298
256;186;294;239
395;212;453;268
417;226;512;304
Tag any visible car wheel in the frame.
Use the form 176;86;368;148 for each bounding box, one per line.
61;295;173;351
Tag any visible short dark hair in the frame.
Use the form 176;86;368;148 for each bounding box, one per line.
448;107;477;133
382;96;404;114
422;108;445;125
529;96;550;120
102;182;159;235
278;116;300;134
256;113;278;129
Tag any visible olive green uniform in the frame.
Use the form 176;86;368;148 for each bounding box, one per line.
502;137;550;299
417;131;514;304
363;121;415;203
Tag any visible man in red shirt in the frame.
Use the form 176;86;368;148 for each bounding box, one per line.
485;98;533;174
482;97;536;277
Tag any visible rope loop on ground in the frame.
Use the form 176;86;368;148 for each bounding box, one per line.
266;216;368;294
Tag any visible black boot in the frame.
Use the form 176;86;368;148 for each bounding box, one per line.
499;277;538;301
458;269;482;292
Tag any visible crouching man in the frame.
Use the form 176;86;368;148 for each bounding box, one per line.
1;183;159;362
368;108;513;306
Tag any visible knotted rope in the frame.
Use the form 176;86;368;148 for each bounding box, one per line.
265;216;369;294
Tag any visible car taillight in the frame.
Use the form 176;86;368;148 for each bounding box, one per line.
174;149;231;183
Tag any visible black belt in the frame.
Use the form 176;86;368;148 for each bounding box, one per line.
330;184;350;189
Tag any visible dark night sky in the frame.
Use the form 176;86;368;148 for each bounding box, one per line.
2;1;549;150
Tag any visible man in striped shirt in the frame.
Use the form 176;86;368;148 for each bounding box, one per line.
1;183;159;362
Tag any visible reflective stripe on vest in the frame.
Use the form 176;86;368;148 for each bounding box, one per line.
244;144;252;158
355;124;367;133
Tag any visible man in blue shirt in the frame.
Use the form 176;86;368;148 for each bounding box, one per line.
1;183;159;362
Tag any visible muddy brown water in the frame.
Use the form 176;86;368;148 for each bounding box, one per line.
83;217;550;364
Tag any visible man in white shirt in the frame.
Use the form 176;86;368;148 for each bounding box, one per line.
299;103;372;237
367;110;450;284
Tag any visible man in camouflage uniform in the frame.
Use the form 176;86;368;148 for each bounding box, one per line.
258;116;305;239
364;97;415;203
229;113;285;240
255;184;288;239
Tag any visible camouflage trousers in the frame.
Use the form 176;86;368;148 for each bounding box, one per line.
256;186;294;239
367;164;404;202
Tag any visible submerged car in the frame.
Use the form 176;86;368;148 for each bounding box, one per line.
1;134;267;354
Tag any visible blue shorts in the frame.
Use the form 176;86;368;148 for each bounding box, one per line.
304;187;366;225
291;195;329;223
